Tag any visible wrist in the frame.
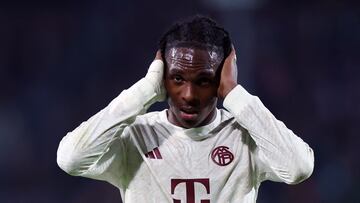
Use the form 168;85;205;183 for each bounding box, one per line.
223;85;253;113
219;82;237;99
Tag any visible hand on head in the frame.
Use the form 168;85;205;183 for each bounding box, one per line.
150;46;238;103
218;46;238;99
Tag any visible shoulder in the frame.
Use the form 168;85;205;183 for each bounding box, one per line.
217;108;248;132
219;108;234;122
132;110;164;127
122;111;164;140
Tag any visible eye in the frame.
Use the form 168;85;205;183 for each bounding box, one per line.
173;75;184;84
197;78;212;86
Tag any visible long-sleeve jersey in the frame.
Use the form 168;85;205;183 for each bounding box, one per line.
57;77;314;203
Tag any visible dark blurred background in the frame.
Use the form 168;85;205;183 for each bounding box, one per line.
1;0;359;202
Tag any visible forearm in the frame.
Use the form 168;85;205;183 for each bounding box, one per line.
57;66;163;176
223;85;314;184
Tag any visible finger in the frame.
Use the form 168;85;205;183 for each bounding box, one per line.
224;45;236;64
232;45;237;62
155;50;163;61
230;44;236;62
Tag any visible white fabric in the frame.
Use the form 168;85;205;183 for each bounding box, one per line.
57;77;314;202
145;59;166;101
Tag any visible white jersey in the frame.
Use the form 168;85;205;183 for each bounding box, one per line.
57;78;314;203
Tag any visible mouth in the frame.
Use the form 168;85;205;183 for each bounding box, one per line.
179;107;199;120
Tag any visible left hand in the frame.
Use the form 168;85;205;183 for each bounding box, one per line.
218;46;238;99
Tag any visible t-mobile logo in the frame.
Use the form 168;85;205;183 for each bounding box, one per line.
171;178;210;203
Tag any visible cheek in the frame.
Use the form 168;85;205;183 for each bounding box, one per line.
164;80;180;105
199;88;218;101
164;80;176;97
203;87;218;106
204;97;217;108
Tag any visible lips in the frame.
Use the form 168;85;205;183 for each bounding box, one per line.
181;107;198;113
180;111;198;120
179;106;199;120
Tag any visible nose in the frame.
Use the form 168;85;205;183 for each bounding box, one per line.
182;83;199;105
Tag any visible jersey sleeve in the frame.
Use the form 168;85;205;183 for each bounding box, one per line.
56;77;161;187
223;85;314;184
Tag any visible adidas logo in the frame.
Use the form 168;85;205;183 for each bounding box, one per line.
145;147;162;159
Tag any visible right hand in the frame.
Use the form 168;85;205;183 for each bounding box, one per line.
145;50;166;102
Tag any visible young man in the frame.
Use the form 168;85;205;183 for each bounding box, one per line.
57;16;314;202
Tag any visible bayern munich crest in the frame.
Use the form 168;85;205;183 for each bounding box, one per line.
211;146;234;166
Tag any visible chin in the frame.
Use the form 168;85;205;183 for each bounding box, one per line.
180;120;200;129
173;114;201;128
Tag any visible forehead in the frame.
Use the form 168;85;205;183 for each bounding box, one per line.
165;46;223;71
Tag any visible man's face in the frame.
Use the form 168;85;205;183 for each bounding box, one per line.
164;46;223;128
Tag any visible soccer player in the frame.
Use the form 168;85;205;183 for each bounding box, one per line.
57;15;314;202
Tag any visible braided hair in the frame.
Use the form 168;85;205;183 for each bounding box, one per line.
158;15;232;63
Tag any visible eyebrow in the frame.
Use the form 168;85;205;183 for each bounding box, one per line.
169;68;215;77
168;68;183;74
